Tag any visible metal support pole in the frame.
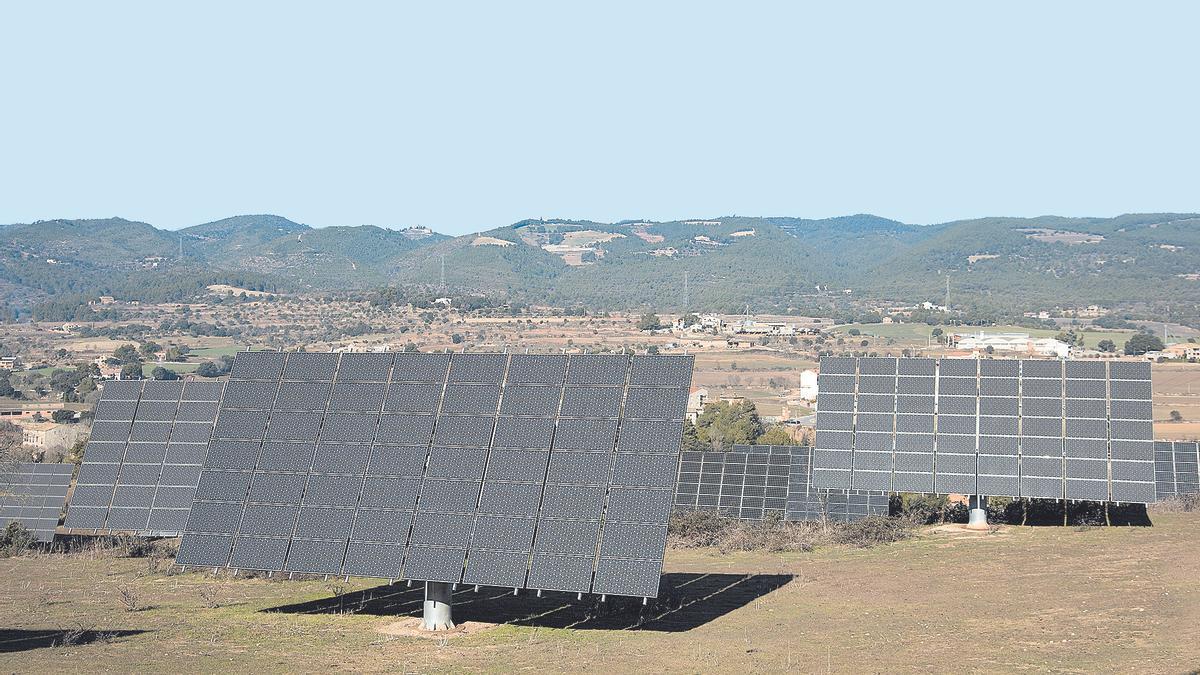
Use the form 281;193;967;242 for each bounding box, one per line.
966;495;989;530
421;582;455;631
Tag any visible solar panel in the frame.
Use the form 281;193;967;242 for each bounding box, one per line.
1154;441;1200;500
64;379;223;535
809;356;1157;503
178;351;693;599
0;462;72;542
673;445;887;523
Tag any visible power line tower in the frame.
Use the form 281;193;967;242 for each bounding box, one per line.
944;274;950;310
440;255;446;289
683;270;689;313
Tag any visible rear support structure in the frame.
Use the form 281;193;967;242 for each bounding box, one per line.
966;495;989;530
421;582;455;631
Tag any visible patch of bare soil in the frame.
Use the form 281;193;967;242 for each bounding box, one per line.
375;617;498;639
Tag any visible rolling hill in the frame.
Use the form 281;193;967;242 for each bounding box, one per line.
2;212;1198;321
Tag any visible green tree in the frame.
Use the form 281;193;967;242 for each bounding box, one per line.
692;400;765;450
1124;332;1165;355
681;418;706;452
51;409;75;423
757;424;796;445
451;333;464;344
151;366;178;381
637;313;662;331
1170;409;1183;422
112;344;142;365
681;313;700;327
139;341;162;358
1097;339;1117;353
119;363;143;380
163;346;187;362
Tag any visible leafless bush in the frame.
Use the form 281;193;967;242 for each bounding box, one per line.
1154;494;1199;513
668;510;919;553
117;585;142;612
57;622;91;647
831;515;918;548
198;586;220;609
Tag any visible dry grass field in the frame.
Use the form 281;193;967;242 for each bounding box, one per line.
2;511;1198;673
1153;362;1200;440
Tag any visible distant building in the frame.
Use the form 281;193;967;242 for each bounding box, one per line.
686;388;709;422
0;355;16;370
952;332;1069;358
18;420;86;452
730;320;799;336
0;402;66;421
1163;343;1200;360
921;301;949;313
798;369;818;400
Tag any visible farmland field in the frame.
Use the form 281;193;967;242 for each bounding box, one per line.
2;511;1198;672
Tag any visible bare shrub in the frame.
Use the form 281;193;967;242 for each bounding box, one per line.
117;585;142;612
198;586;220;609
669;510;918;554
57;622;90;647
832;515;918;548
1154;494;1199;513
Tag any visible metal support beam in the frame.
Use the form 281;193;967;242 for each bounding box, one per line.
421;582;455;631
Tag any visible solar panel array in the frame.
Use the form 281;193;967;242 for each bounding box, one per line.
673;445;889;522
812;357;1156;503
64;379;224;535
1154;441;1200;500
176;351;692;598
786;445;890;521
0;462;72;542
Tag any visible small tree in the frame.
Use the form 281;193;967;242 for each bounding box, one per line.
1097;339;1116;353
150;367;178;381
637;313;662;331
51;409;75;423
1170;410;1184;422
112;344;142;365
1124;332;1165;356
119;363;143;380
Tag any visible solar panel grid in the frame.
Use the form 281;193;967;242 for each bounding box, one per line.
811;356;1156;503
0;463;73;542
177;351;692;598
66;379;223;535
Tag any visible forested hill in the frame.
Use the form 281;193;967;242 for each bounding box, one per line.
2;212;1198;319
388;213;1200;314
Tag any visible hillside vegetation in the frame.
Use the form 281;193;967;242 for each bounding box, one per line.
3;212;1198;321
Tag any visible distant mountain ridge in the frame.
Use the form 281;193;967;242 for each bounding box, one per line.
2;212;1198;319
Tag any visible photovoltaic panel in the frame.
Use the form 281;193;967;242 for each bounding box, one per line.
64;379;223;535
0;462;73;542
673;445;887;523
1154;441;1200;501
809;356;1156;503
179;351;693;599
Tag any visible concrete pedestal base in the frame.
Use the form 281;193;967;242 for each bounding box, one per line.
421;582;455;631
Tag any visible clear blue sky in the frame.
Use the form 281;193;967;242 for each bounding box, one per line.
2;2;1196;235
